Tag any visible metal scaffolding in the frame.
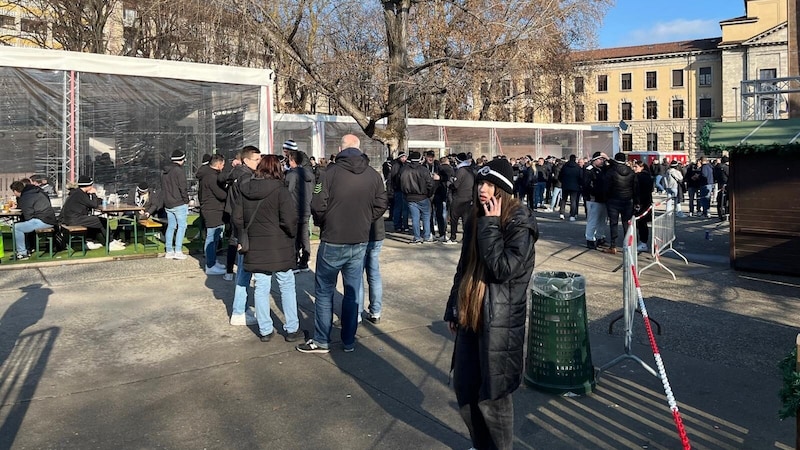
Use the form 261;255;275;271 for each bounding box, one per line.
740;76;800;120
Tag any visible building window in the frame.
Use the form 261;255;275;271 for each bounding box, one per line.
759;68;777;79
673;133;684;151
699;67;712;86
621;102;632;120
597;75;608;92
597;103;608;121
647;133;658;151
575;104;585;122
672;69;684;87
0;15;15;28
551;106;562;123
20;18;46;35
646;101;658;119
699;98;712;117
622;133;633;152
574;77;584;93
672;100;684;119
646;71;657;89
621;73;632;90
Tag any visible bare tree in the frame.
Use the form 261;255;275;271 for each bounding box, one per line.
1;0;117;52
236;0;610;153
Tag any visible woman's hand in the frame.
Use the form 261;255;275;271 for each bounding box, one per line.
483;195;502;217
448;321;458;336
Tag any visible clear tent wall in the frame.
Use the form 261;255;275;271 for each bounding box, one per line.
0;47;273;203
273;115;618;170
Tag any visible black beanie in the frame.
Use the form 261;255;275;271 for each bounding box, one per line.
171;150;186;161
408;151;422;162
77;175;93;187
476;158;514;194
137;182;149;192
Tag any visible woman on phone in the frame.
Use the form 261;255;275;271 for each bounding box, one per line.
444;158;538;450
236;155;301;343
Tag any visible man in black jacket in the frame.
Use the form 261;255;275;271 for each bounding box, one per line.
10;180;57;260
161;150;189;260
558;155;582;221
583;152;608;249
197;154;228;274
447;153;474;244
297;134;387;354
60;176;106;250
390;152;408;232
400;151;434;244
285;148;315;272
715;156;730;221
603;152;636;254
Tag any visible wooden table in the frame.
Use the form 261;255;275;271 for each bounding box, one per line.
98;204;143;253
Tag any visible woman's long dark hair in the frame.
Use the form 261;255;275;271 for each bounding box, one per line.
457;185;521;331
255;154;284;180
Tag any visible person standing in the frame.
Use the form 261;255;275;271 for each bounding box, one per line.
444;158;538;450
10;180;57;260
435;155;455;242
632;161;653;252
603;152;636;254
236;155;300;342
699;156;714;218
228;146;261;326
715;156;730;221
162;150;189;260
197;154;228;275
284;146;314;272
296;134;387;354
557;154;582;221
390;152;409;232
447;153;475;244
400;151;434;244
582;152;609;249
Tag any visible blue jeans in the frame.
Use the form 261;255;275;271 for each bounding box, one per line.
408;198;431;240
232;253;251;316
253;270;298;336
534;182;546;206
357;240;383;316
700;184;713;215
204;224;224;268
165;204;188;253
392;190;408;230
313;241;368;348
14;218;50;254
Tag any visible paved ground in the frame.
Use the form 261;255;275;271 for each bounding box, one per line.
0;203;798;449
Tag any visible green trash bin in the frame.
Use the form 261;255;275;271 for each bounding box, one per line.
524;271;595;395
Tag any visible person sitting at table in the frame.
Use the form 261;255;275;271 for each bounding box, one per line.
30;174;56;197
115;181;164;243
59;175;108;250
10;180;57;260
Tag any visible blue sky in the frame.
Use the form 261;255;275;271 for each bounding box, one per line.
598;0;746;48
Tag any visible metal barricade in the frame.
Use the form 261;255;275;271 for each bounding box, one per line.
639;197;687;280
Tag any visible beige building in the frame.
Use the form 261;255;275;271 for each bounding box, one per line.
564;0;791;158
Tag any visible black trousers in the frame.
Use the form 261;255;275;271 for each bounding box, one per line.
449;200;471;241
431;196;447;238
296;217;311;267
559;189;579;218
66;215;106;243
454;328;514;450
636;210;651;244
606;198;633;249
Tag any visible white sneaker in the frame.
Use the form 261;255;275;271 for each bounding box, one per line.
559;214;565;220
569;216;577;222
205;265;226;275
213;261;226;270
109;241;126;251
86;242;103;250
222;273;234;281
164;251;175;259
637;242;648;252
173;252;188;260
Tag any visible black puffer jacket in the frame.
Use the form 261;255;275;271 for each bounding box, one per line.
285;161;314;219
18;184;57;225
400;161;434;203
235;176;297;274
604;161;635;201
60;188;101;223
444;205;539;401
558;160;582;192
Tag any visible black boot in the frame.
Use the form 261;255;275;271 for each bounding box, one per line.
586;240;597;249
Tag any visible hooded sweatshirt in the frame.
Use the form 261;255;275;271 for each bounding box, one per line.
311;148;388;244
